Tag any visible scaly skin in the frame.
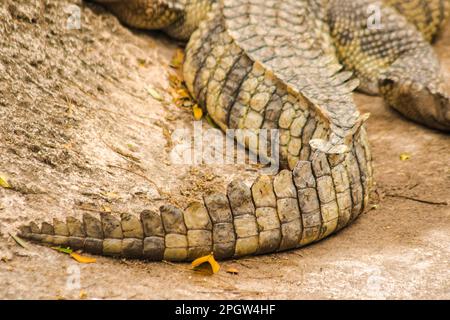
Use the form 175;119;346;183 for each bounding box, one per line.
383;0;450;42
18;0;448;261
329;0;450;130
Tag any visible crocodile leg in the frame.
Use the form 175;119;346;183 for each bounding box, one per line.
383;0;450;42
89;0;214;40
328;0;450;131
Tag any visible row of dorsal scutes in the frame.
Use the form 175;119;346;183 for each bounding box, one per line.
219;0;362;145
19;138;369;262
183;5;348;169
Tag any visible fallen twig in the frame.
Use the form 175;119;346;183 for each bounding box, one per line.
106;164;164;196
100;136;142;163
76;205;111;214
386;194;448;206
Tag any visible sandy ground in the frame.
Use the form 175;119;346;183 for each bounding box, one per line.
0;0;449;300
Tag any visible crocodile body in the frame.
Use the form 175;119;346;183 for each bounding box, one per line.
18;0;450;261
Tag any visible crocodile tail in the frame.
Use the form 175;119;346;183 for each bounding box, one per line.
18;130;371;262
18;0;371;261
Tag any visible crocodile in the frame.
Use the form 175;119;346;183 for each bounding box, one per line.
18;0;450;262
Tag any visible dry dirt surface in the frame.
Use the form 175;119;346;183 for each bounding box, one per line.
0;0;449;300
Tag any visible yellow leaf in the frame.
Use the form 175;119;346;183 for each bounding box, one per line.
147;86;163;101
51;246;73;254
9;233;28;249
176;88;191;99
191;253;220;274
79;290;88;299
400;153;411;161
168;73;182;87
0;175;11;189
170;49;185;69
70;252;96;264
226;267;239;275
193;105;203;121
137;58;146;67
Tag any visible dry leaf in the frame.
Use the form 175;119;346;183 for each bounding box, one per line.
226;267;239;275
79;290;88;299
147;86;163;101
0;175;11;189
70;252;96;264
103;191;119;199
170;49;185;69
52;246;73;254
9;233;28;249
399;153;411;161
137;58;147;67
192;253;220;274
127;144;139;153
176;88;191;99
168;73;182;87
193;104;203;121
